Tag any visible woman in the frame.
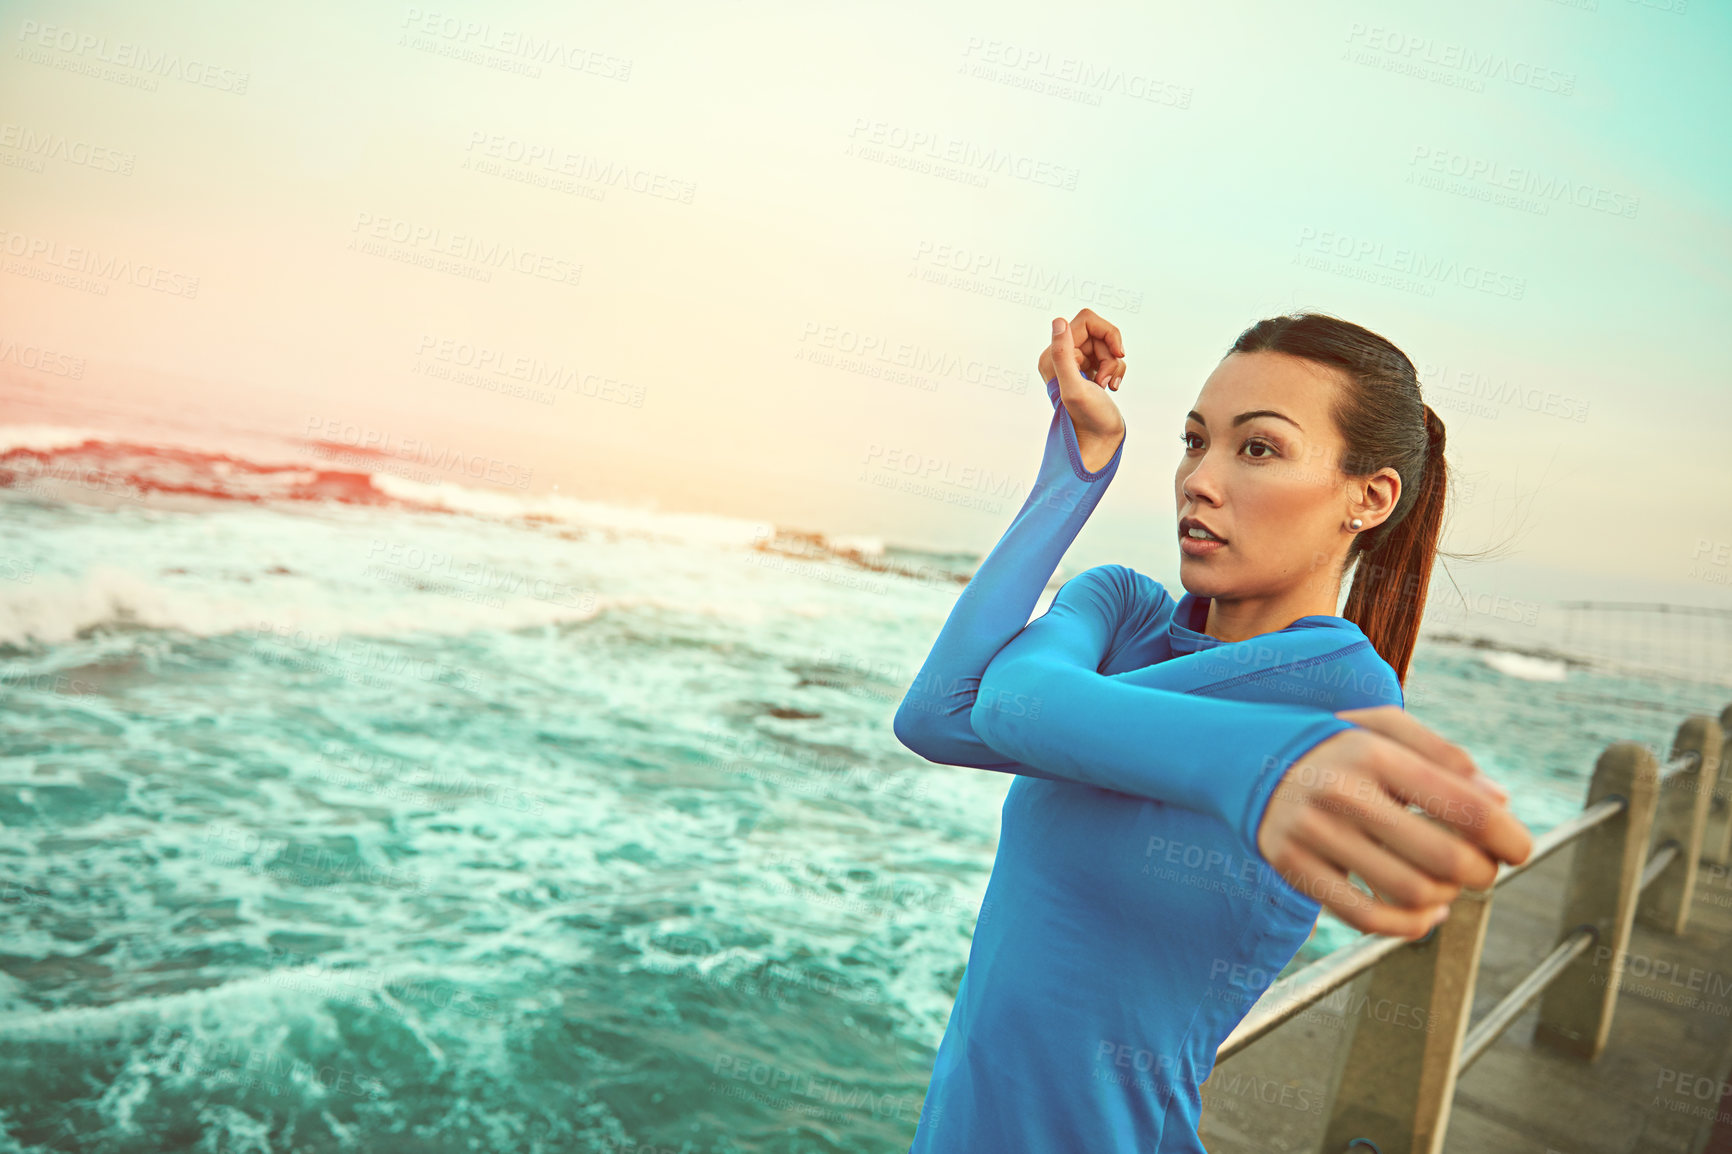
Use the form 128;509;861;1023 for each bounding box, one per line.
891;309;1534;1153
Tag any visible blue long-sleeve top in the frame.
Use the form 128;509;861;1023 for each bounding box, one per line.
892;377;1405;1153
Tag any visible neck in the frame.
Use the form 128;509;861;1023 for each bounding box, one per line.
1200;587;1343;643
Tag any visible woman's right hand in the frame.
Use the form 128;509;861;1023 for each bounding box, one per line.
1040;309;1127;469
1256;705;1535;941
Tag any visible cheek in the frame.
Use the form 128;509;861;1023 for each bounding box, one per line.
1236;474;1330;542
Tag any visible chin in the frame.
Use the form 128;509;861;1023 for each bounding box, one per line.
1176;564;1229;597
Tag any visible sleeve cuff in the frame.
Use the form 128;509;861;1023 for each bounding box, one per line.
1239;714;1359;890
1045;376;1122;483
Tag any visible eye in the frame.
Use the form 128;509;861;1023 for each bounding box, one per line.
1179;431;1202;450
1244;438;1278;460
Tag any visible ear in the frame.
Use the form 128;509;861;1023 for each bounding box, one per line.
1353;466;1402;530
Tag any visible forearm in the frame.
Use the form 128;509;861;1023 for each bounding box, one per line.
1075;420;1125;474
973;650;1358;854
891;377;1124;769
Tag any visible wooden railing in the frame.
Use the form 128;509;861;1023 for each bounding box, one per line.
1211;701;1732;1154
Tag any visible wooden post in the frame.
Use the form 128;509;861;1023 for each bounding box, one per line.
1703;703;1732;867
1319;883;1495;1154
1533;741;1661;1060
1638;716;1724;935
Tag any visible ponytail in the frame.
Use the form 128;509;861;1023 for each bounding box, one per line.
1340;403;1448;686
1229;314;1459;689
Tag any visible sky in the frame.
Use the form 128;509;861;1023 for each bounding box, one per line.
2;0;1729;625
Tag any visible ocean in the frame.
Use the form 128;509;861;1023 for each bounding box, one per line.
1;428;1725;1154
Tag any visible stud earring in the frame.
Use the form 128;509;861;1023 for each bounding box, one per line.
1350;518;1363;530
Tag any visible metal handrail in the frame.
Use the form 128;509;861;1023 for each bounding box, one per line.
1449;750;1698;1071
1457;925;1597;1074
1476;794;1625;889
1216;929;1413;1060
1217;748;1699;1064
1641;841;1681;890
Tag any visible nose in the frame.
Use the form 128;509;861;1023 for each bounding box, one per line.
1179;452;1223;510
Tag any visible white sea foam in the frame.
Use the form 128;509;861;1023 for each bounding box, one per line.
0;424;113;453
1479;650;1569;681
370;472;775;549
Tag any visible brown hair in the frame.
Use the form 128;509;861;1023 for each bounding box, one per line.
1228;312;1452;687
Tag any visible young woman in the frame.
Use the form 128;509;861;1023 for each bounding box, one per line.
892;309;1534;1153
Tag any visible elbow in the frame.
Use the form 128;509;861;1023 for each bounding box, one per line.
969;657;1029;751
893;688;956;761
967;693;1001;750
892;697;930;758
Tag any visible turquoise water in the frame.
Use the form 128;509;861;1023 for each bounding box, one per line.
1;455;1725;1153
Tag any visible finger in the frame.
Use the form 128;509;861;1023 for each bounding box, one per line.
1338;705;1510;803
1049;318;1089;392
1288;770;1498;893
1356;732;1533;868
1276;837;1447;940
1090;351;1127;389
1071;308;1126;358
1309;810;1464;909
1304;755;1508;888
1071;348;1108;388
1073;331;1126;389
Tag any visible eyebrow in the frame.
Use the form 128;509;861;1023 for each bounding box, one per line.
1186;409;1303;432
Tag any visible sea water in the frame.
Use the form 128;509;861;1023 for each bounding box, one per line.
0;431;1723;1154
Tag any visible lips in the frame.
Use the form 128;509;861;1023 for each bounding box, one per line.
1178;516;1227;544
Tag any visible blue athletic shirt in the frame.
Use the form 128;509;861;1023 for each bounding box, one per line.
892;376;1406;1153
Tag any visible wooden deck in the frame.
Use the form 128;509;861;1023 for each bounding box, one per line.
1199;840;1732;1153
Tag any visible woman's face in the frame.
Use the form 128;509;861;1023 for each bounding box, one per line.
1174;350;1390;600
